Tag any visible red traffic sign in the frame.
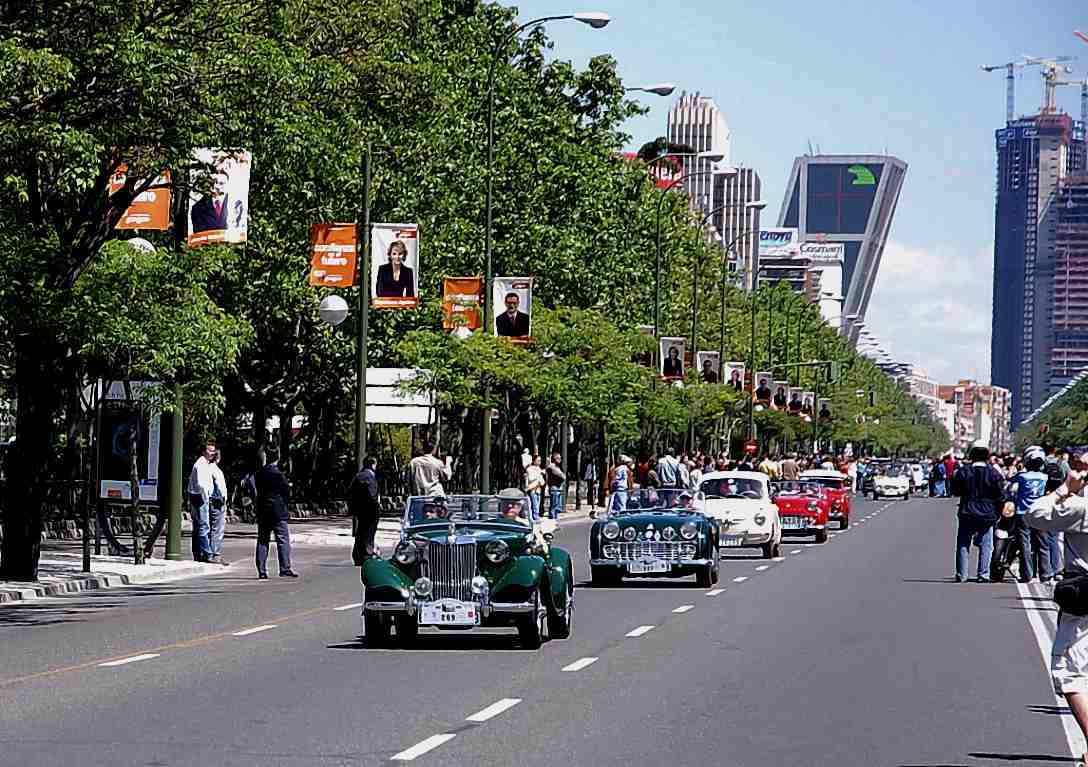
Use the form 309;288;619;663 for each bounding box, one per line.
743;440;758;454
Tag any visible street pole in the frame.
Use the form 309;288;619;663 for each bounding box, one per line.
765;289;773;372
746;267;770;441
356;143;371;471
165;383;183;560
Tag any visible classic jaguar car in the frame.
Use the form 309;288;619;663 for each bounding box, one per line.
361;492;573;649
799;469;852;529
588;488;719;587
872;464;911;500
699;471;782;559
771;480;830;543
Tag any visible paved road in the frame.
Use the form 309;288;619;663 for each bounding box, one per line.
0;496;1079;766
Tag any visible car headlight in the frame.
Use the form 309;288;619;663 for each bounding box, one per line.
471;576;489;596
413;577;432;598
394;542;419;565
603;521;620;540
483;540;510;564
753;513;766;526
622;526;638;541
662;526;676;541
680;521;698;539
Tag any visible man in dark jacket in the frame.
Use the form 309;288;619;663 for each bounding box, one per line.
950;440;1003;582
255;447;298;579
350;456;380;564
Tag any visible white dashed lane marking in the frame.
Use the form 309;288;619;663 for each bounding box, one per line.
772;556;786;562
733;576;748;583
232;624;278;637
334;602;363;612
391;734;457;761
98;653;160;668
755;565;770;572
705;588;726;597
562;657;599;672
673;605;695;614
790;549;803;555
466;698;521;723
829;533;837;539
626;625;655;638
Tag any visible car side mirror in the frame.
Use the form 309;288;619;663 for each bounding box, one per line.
543;532;554;543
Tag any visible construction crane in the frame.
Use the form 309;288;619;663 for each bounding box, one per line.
982;55;1074;121
1077;30;1088;45
1036;57;1077;114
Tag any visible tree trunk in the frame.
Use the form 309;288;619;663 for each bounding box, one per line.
0;335;66;580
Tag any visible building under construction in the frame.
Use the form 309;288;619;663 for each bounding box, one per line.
1051;173;1088;392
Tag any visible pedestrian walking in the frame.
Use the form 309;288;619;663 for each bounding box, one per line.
254;446;297;579
525;454;545;522
1026;456;1088;765
546;453;566;520
950;440;1004;582
187;439;216;562
207;448;229;565
409;441;452;497
996;446;1050;583
657;448;680;488
583;459;598;512
350;456;380;565
609;455;632;513
780;453;799;481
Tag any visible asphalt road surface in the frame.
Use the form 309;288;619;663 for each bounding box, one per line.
0;496;1080;766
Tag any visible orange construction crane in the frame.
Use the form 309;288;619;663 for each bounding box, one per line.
982;55;1074;121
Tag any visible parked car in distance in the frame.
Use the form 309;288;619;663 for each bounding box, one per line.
872;465;911;500
771;480;830;543
799;470;852;529
699;471;781;559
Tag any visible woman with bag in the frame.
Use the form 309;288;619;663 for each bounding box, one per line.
524;454;545;523
1027;455;1088;764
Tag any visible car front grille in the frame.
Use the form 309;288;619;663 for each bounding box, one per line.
602;541;698;561
425;541;477;601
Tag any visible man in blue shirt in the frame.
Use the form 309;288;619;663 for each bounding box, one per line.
1005;446;1049;583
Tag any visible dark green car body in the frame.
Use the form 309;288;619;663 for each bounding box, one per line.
362;494;573;649
588;489;720;587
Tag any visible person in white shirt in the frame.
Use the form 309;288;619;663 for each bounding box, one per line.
207;450;229;565
187;440;217;562
409;442;452;497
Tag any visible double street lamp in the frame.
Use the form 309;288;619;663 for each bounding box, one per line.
480;11;610;494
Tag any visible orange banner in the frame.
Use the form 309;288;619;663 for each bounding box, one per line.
442;277;483;332
109;167;172;231
308;224;358;288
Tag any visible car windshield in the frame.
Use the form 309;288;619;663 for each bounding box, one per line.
701;477;765;500
773;481;817;497
406;494;530;526
884;466;908;478
622;488;696;513
804;476;844;490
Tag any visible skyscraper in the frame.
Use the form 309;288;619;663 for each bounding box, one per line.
666;93;731;219
777;154;907;335
712;167;761;288
1051;175;1088;393
991;114;1087;426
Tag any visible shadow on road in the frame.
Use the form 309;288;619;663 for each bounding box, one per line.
1027;704;1072;716
967;753;1077;763
329;633;534;652
578;579;703;590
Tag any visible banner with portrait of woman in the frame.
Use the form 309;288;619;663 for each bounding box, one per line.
371;223;420;309
724;362;746;392
492;277;533;342
188;148;251;247
802;391;815;417
772;380;789;411
659;337;686;380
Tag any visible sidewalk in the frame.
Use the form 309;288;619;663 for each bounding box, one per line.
0;552;225;605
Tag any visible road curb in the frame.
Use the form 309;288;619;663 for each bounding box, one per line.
0;559;225;606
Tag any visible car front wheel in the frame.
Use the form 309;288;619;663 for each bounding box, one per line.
840;516;850;530
591;565;621;587
696;563;714;588
517;590;546;650
364;609;391;647
815;529;828;544
394;614;418;647
547;588;573;639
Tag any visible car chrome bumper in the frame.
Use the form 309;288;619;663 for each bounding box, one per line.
364;599;533;617
364;601;408;612
590;558;714;568
489;601;536;614
719;532;771;545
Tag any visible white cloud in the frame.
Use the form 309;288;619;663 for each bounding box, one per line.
862;240;993;385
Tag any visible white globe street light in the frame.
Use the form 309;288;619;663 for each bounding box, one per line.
319;295;350;327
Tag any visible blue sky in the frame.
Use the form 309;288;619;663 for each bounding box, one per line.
513;0;1086;385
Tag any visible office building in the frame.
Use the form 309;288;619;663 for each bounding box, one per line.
938;380;1012;456
711;167;761;288
1050;175;1088;393
778;154;908;337
991;114;1087;426
666;92;731;219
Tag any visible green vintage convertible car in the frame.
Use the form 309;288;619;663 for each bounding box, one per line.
588;488;720;587
361;492;574;649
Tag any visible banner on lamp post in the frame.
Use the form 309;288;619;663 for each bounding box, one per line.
442;277;483;334
308;223;357;288
493;276;533;342
188;149;251;247
110;166;172;230
696;351;720;384
371;223;420;309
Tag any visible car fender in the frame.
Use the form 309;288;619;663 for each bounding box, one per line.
544;548;573;611
492;554;546;603
362;558;413;602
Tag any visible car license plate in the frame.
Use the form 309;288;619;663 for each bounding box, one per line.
782;516;806;529
720;535;744;547
628;559;670;574
419;599;479;626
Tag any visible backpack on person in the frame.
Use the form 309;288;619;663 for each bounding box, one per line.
1044;458;1065;492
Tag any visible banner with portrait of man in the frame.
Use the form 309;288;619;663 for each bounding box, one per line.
696;351;720;384
442;277;482;336
371;223;420;309
772;380;789;411
188;148;251;247
753;372;774;404
724;362;746;392
788;387;804;414
493;277;533;342
818;398;832;421
659;337;686;380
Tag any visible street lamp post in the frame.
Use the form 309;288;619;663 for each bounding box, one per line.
480;11;609;494
747;266;773;440
714;205;765;395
